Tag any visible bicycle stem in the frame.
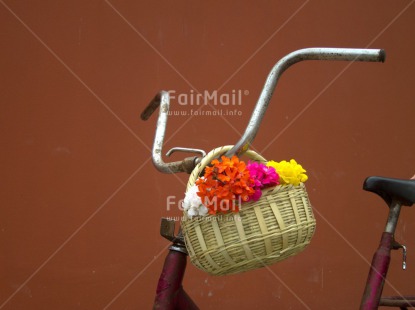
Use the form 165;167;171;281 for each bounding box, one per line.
225;48;385;157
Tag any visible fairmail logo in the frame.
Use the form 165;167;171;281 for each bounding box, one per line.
168;89;249;106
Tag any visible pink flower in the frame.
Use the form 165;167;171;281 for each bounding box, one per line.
246;161;279;201
250;188;263;201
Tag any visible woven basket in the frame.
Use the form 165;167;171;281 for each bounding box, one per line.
181;145;316;276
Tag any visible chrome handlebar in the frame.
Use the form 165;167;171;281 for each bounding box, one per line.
141;47;385;174
141;91;204;174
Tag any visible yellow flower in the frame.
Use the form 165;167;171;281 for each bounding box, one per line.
266;159;308;186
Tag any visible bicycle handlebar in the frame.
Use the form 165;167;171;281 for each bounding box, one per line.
142;47;385;173
141;91;203;174
225;48;385;157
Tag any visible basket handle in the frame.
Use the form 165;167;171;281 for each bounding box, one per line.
186;145;267;191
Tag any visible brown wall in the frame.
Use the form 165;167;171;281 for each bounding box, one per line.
1;1;415;309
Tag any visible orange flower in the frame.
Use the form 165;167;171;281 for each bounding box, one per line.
196;155;254;214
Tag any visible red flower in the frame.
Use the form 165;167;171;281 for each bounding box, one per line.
196;156;255;214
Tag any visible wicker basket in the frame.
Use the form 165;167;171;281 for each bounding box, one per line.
181;146;316;276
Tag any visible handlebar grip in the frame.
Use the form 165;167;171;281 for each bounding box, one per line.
141;92;164;121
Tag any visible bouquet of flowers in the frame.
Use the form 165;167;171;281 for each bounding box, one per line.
183;156;308;217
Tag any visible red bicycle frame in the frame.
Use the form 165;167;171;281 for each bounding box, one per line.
360;176;415;309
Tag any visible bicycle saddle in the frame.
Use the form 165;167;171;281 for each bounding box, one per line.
363;176;415;206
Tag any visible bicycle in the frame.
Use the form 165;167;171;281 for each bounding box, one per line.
141;47;415;309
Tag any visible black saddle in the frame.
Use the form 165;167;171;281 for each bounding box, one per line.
363;176;415;206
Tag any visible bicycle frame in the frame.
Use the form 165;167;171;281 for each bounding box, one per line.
360;201;403;309
142;47;399;309
360;176;415;309
154;250;198;310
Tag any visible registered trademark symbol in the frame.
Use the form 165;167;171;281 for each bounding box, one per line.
244;90;249;96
